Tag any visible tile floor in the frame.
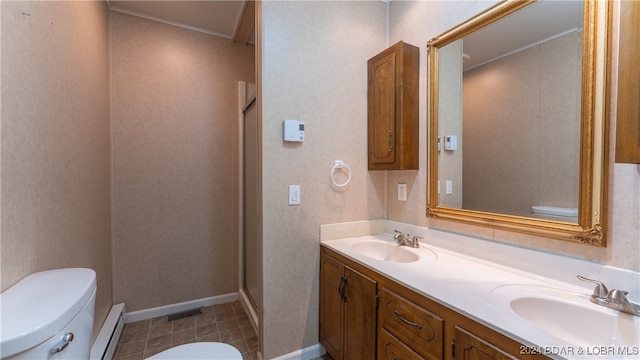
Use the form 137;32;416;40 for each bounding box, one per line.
113;301;258;360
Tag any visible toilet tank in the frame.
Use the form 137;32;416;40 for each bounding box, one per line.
0;268;97;359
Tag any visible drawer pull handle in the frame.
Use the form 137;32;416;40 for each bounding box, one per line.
394;310;422;329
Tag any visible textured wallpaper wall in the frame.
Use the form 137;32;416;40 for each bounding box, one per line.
1;0;112;338
260;1;387;357
110;11;255;311
463;31;581;216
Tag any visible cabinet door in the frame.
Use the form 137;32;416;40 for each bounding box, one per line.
368;51;397;166
319;254;345;360
454;327;517;360
368;41;419;170
344;266;377;360
616;0;640;163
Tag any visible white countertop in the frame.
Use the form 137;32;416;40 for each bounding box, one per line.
320;220;640;360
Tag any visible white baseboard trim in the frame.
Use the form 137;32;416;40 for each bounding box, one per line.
272;344;325;360
124;292;239;323
91;303;126;360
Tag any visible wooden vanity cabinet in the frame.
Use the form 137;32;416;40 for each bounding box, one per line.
320;245;549;360
319;249;377;360
368;41;419;170
377;276;549;360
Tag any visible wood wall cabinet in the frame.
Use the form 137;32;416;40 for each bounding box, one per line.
319;250;377;360
320;245;550;360
616;0;640;163
368;41;419;170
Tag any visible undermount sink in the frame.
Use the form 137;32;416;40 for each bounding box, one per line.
348;239;434;263
494;285;640;348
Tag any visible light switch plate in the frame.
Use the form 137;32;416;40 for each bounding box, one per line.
289;185;300;205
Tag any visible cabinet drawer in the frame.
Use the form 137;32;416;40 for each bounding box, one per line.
454;326;518;360
379;328;426;360
380;288;444;359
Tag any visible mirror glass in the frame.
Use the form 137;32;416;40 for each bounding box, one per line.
427;0;610;246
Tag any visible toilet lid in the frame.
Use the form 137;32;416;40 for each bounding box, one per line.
145;342;242;360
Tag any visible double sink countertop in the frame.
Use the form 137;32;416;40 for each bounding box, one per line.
320;220;640;360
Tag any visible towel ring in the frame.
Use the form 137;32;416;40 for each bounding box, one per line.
331;160;351;188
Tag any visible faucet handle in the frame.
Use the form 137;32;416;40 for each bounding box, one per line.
606;289;629;303
411;236;422;248
577;275;609;299
394;230;407;244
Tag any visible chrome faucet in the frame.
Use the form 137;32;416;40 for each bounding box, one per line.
577;275;640;316
393;230;421;248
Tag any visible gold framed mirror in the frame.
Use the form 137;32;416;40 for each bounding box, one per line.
427;0;611;246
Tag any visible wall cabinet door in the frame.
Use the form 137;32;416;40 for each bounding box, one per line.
320;253;377;360
368;41;419;170
616;0;640;163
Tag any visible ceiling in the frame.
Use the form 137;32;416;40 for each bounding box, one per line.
107;0;255;44
106;1;579;66
462;1;583;70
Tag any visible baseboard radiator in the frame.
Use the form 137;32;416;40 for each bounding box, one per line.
90;303;126;360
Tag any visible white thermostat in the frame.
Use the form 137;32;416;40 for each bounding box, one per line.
445;135;458;151
283;119;305;142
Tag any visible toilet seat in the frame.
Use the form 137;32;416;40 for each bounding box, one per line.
145;342;242;359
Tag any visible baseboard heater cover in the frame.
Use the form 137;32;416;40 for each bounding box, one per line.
90;303;126;360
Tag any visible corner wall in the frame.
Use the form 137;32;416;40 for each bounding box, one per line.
260;1;387;357
1;0;113;338
110;11;255;311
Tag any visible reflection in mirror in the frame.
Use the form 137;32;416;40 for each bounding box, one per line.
443;1;582;221
427;0;610;246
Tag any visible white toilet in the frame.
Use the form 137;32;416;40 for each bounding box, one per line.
531;205;578;221
0;268;97;359
0;268;242;360
146;342;242;359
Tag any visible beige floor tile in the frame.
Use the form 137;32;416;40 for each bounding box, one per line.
114;301;257;360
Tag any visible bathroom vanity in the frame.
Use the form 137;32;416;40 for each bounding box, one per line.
320;245;547;360
318;221;640;360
